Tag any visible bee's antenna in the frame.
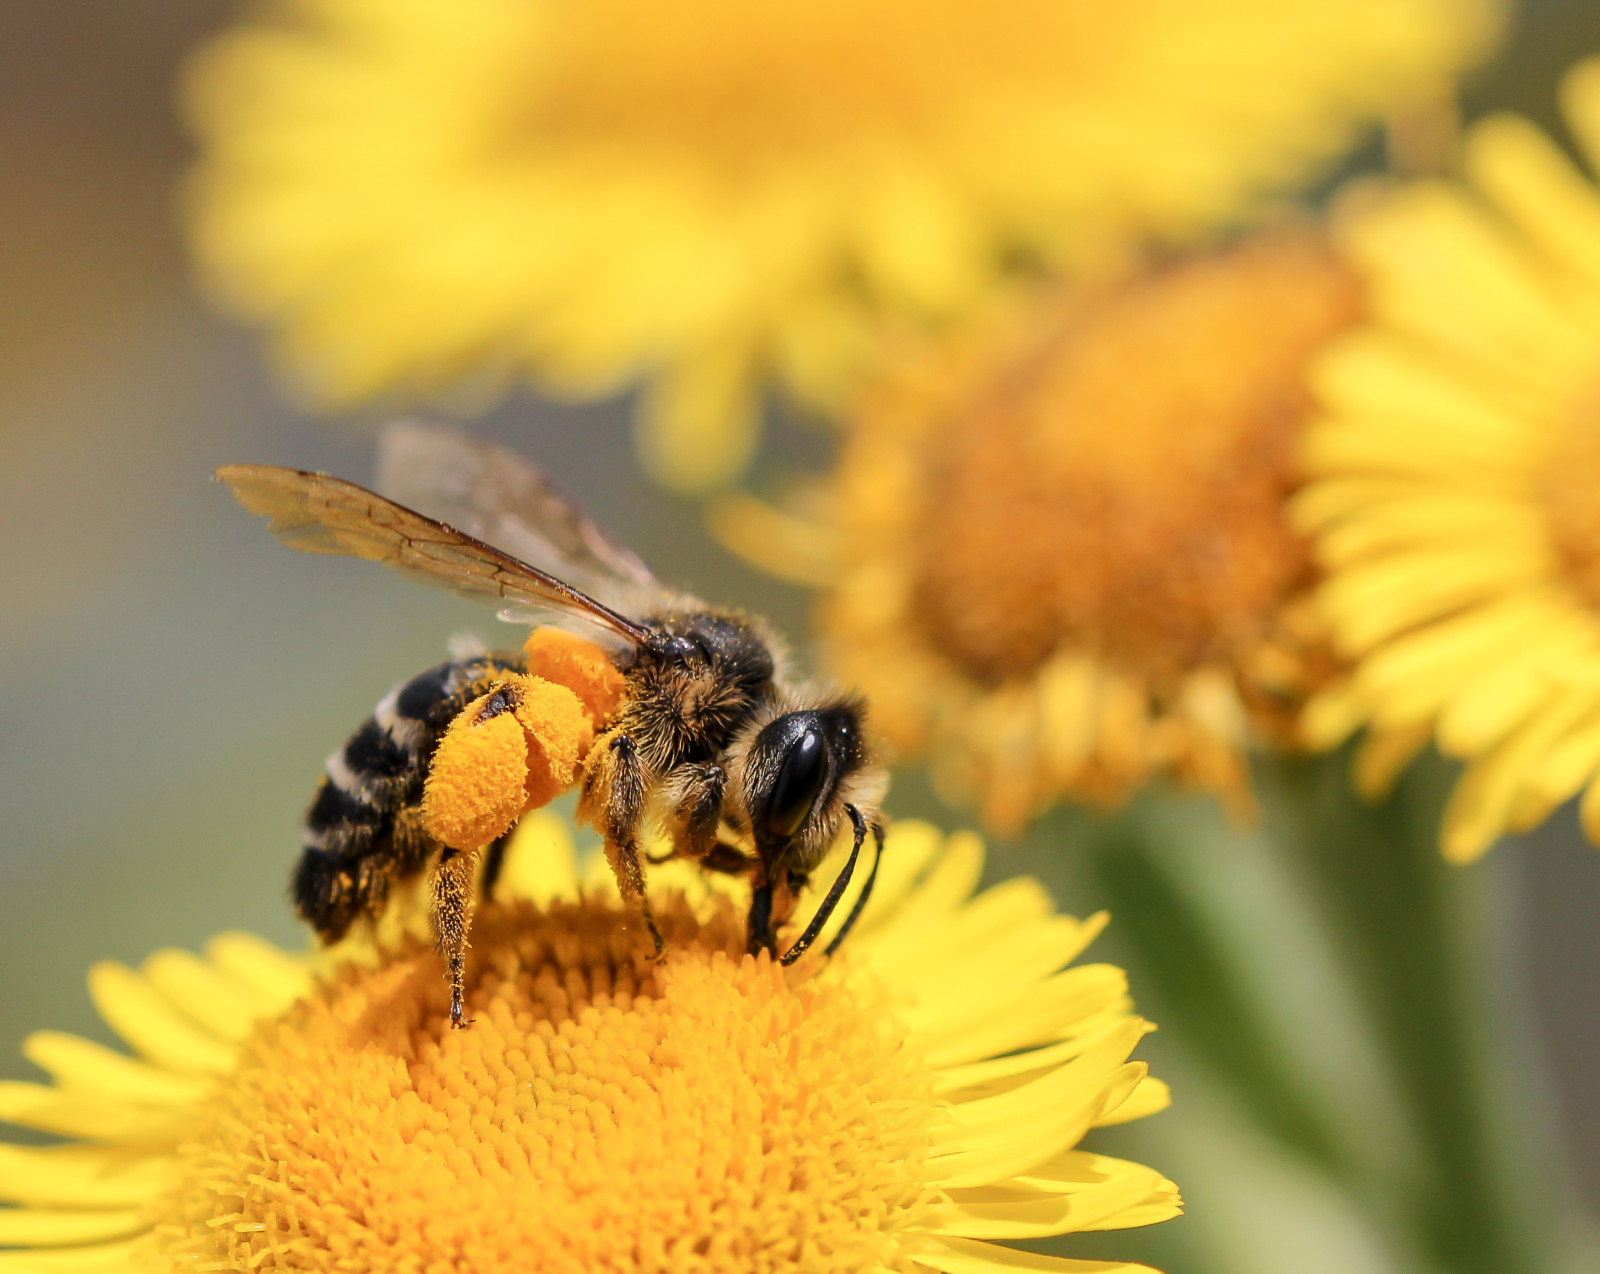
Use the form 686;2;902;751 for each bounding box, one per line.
780;805;876;966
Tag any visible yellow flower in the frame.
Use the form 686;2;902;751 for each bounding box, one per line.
718;230;1358;833
1296;57;1600;863
0;815;1177;1273
183;0;1496;492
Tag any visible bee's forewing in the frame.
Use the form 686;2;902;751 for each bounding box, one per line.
375;421;684;620
217;463;651;650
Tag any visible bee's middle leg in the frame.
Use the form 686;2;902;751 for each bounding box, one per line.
479;826;517;902
648;763;726;864
582;732;664;955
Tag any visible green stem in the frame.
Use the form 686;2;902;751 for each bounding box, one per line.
996;748;1582;1274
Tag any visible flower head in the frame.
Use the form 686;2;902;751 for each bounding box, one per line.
720;231;1360;832
1297;57;1600;862
0;816;1176;1272
183;0;1495;491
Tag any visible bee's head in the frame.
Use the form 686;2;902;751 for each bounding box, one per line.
741;701;881;869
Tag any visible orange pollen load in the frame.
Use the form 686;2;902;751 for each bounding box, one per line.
1539;377;1600;609
146;898;933;1274
908;231;1363;690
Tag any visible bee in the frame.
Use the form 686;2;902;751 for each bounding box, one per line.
218;423;886;1025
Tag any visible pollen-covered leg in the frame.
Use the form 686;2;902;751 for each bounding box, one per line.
430;846;479;1028
676;762;727;861
580;729;663;955
605;837;663;955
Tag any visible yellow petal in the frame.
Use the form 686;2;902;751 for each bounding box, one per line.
1468;113;1600;288
930;1023;1147;1188
913;965;1131;1070
140;949;259;1042
705;492;842;587
1353;722;1433;800
934;1171;1166;1239
1094;1076;1172;1127
0;1145;171;1209
636;344;759;494
0;1239;138;1271
202;932;313;1013
1345;184;1592;392
0;1209;145;1247
911;1235;1154;1273
1319;545;1545;655
20;1034;206;1107
86;964;239;1076
853;831;986;974
0;1084;191;1144
1442;691;1595;862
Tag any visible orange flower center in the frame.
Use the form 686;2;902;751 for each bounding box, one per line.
909;232;1362;690
148;898;932;1274
1540;384;1600;608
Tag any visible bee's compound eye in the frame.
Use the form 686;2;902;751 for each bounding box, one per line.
763;724;827;842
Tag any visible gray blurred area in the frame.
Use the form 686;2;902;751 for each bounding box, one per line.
1;0;1598;1252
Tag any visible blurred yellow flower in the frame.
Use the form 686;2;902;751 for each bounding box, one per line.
183;0;1496;492
0;816;1177;1273
1298;58;1600;863
717;231;1358;833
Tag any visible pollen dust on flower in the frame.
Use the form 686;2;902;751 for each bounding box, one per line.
909;231;1363;693
1539;380;1600;610
145;897;935;1274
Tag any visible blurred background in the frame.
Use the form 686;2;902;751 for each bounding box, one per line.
3;3;1600;1271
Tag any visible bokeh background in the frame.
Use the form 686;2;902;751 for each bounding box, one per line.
3;2;1600;1269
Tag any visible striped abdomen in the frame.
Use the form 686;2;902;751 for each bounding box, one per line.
293;654;524;940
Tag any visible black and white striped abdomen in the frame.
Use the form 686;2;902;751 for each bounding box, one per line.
293;653;524;940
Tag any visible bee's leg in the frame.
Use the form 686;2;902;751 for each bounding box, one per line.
703;841;756;875
679;763;727;860
780;805;876;966
478;826;517;902
583;732;664;955
429;845;479;1028
745;874;777;959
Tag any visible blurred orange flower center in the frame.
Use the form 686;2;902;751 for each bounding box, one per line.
1538;382;1600;608
910;232;1363;689
151;898;931;1274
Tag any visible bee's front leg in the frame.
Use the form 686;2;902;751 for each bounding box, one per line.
676;762;727;861
745;860;804;959
580;730;664;956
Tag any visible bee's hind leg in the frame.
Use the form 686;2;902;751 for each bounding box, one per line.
430;845;479;1028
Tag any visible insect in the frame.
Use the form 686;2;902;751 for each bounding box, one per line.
218;423;886;1025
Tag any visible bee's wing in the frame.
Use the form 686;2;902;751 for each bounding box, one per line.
217;464;652;652
374;421;683;620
